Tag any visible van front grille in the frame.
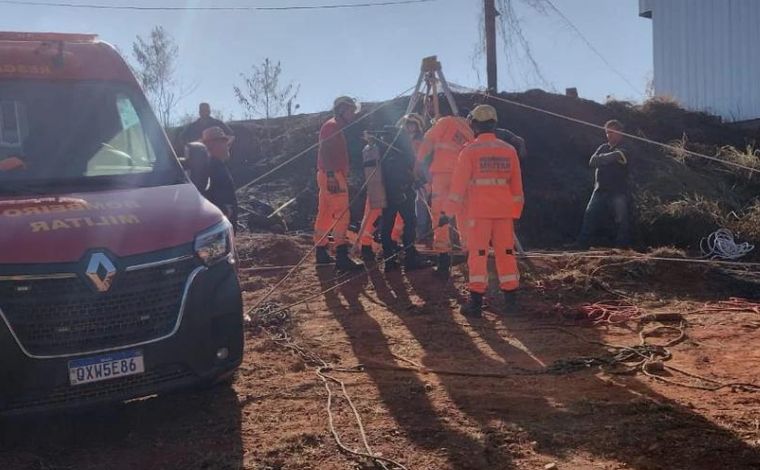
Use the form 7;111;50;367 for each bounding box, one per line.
0;258;198;356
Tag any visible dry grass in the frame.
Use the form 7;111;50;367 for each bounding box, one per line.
717;144;760;180
729;199;760;244
648;246;688;259
666;133;690;164
664;137;760;180
637;193;727;249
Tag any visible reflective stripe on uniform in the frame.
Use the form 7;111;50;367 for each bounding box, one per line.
470;275;488;283
499;274;519;283
448;193;464;202
435;143;461;152
465;140;511;151
472;178;508;186
513;195;525;203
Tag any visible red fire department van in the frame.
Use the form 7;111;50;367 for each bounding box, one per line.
0;32;244;414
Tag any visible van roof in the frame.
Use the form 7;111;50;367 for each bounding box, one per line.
0;31;138;85
0;32;98;43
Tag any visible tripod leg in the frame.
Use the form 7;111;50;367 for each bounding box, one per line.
405;71;425;115
437;69;460;116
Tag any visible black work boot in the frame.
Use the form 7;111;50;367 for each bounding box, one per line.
384;257;400;272
432;253;451;279
335;245;363;272
360;245;376;264
403;247;433;272
461;292;484;318
316;246;334;265
502;290;518;315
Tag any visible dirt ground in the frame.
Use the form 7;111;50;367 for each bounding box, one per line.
3;232;760;470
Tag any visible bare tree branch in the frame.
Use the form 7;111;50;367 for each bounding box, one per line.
234;58;300;121
474;0;554;91
130;26;184;127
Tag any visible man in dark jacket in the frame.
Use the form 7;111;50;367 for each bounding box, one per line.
576;120;632;249
181;103;233;145
496;128;528;160
376;129;429;272
201;126;238;231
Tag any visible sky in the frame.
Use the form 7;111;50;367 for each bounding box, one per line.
1;0;653;121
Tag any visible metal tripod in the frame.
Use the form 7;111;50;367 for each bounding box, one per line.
406;56;460;121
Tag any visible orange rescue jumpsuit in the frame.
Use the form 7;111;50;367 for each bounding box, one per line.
359;202;403;248
314;117;351;247
445;133;524;294
417;116;474;253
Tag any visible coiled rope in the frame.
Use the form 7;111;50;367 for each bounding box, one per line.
700;228;754;260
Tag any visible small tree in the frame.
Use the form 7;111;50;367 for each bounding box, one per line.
131;26;180;127
234;58;300;121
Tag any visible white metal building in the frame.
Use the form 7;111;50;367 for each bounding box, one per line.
640;0;760;122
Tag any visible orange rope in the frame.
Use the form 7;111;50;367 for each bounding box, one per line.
557;300;644;326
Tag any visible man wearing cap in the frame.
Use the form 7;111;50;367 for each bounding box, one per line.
201;126;239;230
181;103;234;146
314;96;363;271
441;105;524;317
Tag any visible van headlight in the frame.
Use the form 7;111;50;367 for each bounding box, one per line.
194;220;233;266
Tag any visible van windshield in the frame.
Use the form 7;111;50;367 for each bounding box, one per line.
0;81;185;194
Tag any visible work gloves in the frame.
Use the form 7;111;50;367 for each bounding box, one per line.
326;173;342;193
438;214;451;227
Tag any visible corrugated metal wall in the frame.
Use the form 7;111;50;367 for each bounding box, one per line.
641;0;760;122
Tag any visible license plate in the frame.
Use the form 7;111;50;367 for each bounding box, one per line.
68;350;145;386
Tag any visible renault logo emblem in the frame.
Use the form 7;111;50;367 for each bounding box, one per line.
85;253;117;293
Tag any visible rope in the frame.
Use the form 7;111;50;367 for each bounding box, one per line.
542;0;644;97
521;251;760;269
699;228;755;260
689;297;760;316
558;300;644;326
253;303;407;470
251;300;760;470
480;93;760;175
242;245;760;322
236;85;415;195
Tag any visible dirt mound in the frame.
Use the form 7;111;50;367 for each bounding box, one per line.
527;248;760;303
174;91;760;253
236;233;311;268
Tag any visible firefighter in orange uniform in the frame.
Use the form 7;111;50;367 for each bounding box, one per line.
417;101;474;279
314;96;363;271
441;105;524;317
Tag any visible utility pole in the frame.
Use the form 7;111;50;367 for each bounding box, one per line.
485;0;498;94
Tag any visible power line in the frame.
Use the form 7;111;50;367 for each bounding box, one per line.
0;0;436;11
541;0;644;97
